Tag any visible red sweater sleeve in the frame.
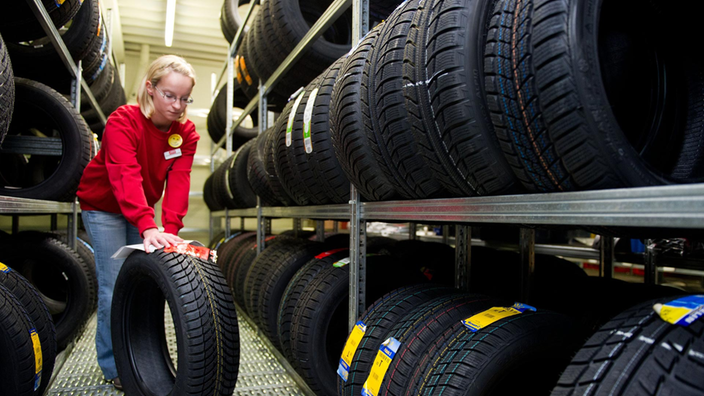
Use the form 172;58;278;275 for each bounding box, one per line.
162;126;200;235
102;114;158;235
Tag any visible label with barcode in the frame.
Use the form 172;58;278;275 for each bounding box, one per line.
362;337;401;396
337;321;367;382
462;303;536;332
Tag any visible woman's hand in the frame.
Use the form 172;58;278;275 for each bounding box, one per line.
143;228;184;253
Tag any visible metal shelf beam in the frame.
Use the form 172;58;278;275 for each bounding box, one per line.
0;197;76;214
361;184;704;228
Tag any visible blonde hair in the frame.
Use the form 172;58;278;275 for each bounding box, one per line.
137;55;196;123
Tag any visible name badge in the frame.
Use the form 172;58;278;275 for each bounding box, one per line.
164;148;182;160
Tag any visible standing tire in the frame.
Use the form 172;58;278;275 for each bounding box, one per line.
403;0;521;197
112;248;240;396
0;231;97;350
492;0;704;191
0;33;14;145
0;263;56;396
0;284;40;396
0;78;91;202
552;295;704;395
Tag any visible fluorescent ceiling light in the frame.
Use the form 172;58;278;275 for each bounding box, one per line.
165;0;176;47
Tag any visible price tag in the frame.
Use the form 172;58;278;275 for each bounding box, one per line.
654;295;704;326
164;243;218;262
362;337;401;396
337;321;367;382
462;303;536;332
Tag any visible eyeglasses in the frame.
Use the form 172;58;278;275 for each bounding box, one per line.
153;85;194;105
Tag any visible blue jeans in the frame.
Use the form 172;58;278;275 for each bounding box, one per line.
82;210;142;380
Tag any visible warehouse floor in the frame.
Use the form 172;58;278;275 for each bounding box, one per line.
46;309;306;395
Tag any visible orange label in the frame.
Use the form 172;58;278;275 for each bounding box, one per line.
164;243;217;262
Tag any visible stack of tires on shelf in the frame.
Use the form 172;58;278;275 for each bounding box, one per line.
211;229;703;395
0;0;126;202
205;0;704;211
0;230;97;396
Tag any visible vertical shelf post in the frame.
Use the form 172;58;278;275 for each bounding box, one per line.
316;220;325;242
349;186;365;331
644;239;659;285
599;235;614;279
455;225;471;290
408;223;417;240
519;228;535;303
256;81;269;254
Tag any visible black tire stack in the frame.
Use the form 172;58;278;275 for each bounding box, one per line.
213;0;704;209
0;261;57;396
0;231;98;351
0;0;126;140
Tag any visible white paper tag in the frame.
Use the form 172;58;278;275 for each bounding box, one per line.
303;88;318;154
111;240;194;259
164;148;182;159
287;91;306;147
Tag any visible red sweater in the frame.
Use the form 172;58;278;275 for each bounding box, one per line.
77;105;200;236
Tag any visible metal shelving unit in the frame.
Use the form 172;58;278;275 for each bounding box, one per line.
209;0;704;334
0;0;113;247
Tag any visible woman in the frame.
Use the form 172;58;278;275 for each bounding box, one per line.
76;55;199;389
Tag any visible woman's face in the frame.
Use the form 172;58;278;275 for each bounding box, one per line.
147;71;194;124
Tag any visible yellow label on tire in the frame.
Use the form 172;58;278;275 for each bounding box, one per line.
0;262;9;273
462;302;536;332
30;329;42;391
362;337;401;396
337;321;366;382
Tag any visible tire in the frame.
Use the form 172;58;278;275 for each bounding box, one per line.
366;1;447;200
338;284;455;396
278;247;351;361
207;80;259;149
0;0;83;43
213;155;239;210
6;0;100;74
222;0;253;41
552;295;704;395
0;78;92;201
112;248;239;396
289;254;438;395
243;238;325;333
0;231;97;350
230;233;277;311
283;76;330;205
209;230;227;250
403;0;521;197
50;230;96;269
0;33;15;145
0;284;39;396
247;127;280;206
300;56;351;204
227;138;258;208
409;308;578;396
499;0;704;191
203;174;225;211
274;94;315;205
0;264;56;396
330;26;396;202
268;98;298;205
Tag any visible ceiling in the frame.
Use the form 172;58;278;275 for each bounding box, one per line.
103;0;233;66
